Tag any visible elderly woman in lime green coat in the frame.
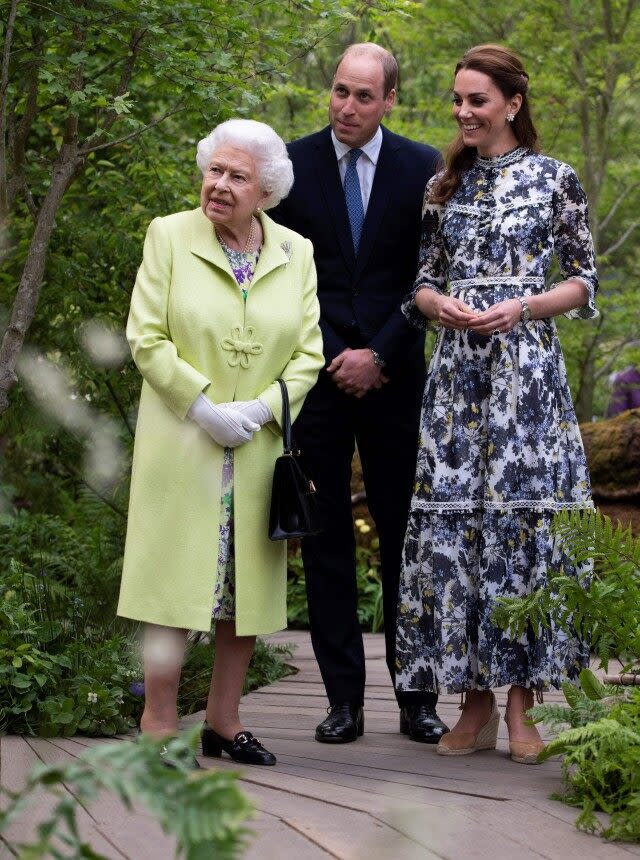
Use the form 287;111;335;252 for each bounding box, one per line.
117;119;323;767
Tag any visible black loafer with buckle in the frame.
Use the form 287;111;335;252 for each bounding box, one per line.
315;702;364;743
400;704;449;744
201;723;276;766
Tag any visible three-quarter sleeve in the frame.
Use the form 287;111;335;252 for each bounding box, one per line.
552;164;599;320
401;176;448;330
126;217;211;418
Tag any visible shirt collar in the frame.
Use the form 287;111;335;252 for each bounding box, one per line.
331;126;383;165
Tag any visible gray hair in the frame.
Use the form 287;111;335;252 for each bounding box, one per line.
196;119;293;210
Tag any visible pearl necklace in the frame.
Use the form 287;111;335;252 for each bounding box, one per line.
243;216;256;253
216;216;256;254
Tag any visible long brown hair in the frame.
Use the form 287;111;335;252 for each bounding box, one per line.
431;44;539;205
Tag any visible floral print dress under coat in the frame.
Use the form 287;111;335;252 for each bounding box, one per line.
396;147;598;695
211;240;260;620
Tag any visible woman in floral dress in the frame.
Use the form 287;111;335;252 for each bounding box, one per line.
396;45;598;764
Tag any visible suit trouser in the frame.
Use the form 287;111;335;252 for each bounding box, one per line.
294;363;437;709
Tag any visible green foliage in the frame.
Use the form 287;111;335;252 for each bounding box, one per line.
290;0;640;419
493;509;640;672
0;513;297;735
0;557;142;736
286;536;383;632
0;727;254;859
531;670;640;842
0;501;126;619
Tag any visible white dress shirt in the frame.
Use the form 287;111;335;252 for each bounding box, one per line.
332;126;383;213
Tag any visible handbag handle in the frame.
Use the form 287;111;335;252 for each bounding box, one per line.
276;378;293;454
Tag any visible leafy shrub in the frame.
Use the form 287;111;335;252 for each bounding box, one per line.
494;511;640;842
531;669;640;842
1;512;298;736
0;500;126;621
0;559;142;736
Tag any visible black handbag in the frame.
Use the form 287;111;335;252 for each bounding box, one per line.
268;378;322;540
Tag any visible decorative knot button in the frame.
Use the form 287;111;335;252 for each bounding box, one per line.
221;326;264;368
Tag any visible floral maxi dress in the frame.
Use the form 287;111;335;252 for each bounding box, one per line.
395;147;598;695
211;240;260;620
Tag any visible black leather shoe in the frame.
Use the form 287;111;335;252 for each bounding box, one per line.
400;704;449;744
315;703;364;743
201;723;276;766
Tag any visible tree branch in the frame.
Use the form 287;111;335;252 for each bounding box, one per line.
18;174;38;220
9;38;42;175
104;376;134;439
78;105;187;155
78;27;145;154
0;0;19;219
602;221;639;256
600;182;639;232
595;339;640;379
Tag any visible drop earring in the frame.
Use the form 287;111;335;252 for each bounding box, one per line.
507;112;515;122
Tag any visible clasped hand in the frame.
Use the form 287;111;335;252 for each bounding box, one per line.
327;348;388;398
435;297;522;334
188;394;265;447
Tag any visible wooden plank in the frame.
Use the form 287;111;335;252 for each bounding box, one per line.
244;782;441;860
3;631;634;859
0;736;131;858
245;810;337;859
36;737;177;859
371;803;551;860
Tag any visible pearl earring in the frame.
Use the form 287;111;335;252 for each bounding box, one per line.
507;112;515;122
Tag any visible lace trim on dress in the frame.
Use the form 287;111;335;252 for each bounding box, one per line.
449;196;552;218
449;276;544;289
412;499;595;513
475;146;530;171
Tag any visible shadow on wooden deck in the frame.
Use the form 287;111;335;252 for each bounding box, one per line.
2;631;639;859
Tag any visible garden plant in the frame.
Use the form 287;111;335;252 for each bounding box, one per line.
495;510;640;842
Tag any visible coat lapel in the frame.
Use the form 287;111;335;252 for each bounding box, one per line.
250;213;291;288
355;127;399;278
190;208;289;289
314;129;356;273
190;208;236;282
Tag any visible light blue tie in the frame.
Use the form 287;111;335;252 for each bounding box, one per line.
343;148;364;253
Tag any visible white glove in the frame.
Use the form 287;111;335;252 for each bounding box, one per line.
187;394;260;447
218;398;273;426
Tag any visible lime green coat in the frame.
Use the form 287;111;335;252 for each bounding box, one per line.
117;208;324;634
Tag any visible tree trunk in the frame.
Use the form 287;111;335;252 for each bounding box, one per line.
575;352;596;423
0;146;82;414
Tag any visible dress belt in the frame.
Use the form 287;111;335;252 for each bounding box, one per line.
449;276;545;290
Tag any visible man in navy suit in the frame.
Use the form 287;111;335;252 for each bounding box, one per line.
270;43;448;744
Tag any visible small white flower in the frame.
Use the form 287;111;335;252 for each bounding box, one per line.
87;691;98;704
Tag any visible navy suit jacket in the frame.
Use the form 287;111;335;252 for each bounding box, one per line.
270;125;440;372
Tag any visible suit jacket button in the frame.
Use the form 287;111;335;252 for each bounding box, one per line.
352;290;359;296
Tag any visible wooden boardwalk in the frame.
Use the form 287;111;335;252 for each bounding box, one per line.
2;630;639;859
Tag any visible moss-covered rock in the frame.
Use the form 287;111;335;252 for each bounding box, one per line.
580;408;640;496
